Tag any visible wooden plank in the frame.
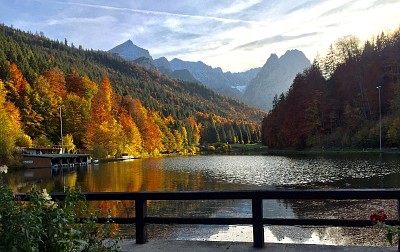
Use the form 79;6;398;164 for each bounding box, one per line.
43;188;400;201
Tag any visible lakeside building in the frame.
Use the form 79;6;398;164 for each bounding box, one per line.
22;147;91;169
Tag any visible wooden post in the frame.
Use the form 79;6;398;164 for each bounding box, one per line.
135;199;148;244
252;197;264;248
397;199;400;252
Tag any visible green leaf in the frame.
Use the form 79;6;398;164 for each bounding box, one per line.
386;232;393;245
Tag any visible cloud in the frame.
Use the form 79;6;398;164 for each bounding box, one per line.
233;32;321;51
285;0;320;15
54;1;259;25
3;0;400;72
46;16;116;26
319;1;356;17
215;0;263;15
373;0;400;6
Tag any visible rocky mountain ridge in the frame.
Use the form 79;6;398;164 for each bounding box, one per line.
109;41;310;111
244;50;311;110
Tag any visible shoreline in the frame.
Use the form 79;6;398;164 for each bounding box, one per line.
264;148;400;156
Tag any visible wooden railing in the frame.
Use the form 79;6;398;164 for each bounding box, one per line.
25;189;400;249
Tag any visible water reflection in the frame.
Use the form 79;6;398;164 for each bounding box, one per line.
6;154;400;193
3;154;400;246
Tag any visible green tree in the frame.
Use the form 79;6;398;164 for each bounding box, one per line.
33;135;53;147
16;134;32;148
30;75;61;143
387;118;400;146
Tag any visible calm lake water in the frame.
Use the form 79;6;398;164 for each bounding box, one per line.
4;153;400;246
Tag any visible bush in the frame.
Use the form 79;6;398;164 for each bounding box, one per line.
206;145;216;151
0;170;119;252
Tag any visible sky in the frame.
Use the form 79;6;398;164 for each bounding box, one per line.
1;0;400;73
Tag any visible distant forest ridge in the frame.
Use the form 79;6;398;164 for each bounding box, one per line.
0;24;265;164
263;27;400;150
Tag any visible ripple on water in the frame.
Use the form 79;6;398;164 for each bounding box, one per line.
155;154;400;188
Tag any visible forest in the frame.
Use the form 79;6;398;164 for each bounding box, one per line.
0;24;265;165
262;27;400;150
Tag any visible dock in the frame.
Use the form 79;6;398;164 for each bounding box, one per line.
22;153;90;168
22;147;90;168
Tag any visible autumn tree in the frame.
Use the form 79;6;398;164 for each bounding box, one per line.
126;98;162;154
30;75;62;143
0;80;23;164
6;62;43;138
42;68;67;99
184;116;201;146
63;93;90;148
152;112;172;153
118;109;143;156
65;70;98;101
16;134;32;148
62;134;76;153
86;76;124;157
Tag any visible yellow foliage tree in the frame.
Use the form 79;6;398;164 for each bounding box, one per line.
89;118;124;157
0;80;23;164
118;110;143;156
62;134;76;154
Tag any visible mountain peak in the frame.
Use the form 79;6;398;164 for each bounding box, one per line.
124;40;135;46
264;53;279;67
269;53;279;59
280;49;310;65
244;49;311;111
282;49;307;59
109;40;153;61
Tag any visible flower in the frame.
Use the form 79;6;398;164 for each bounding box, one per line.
370;209;387;224
370;209;399;245
41;189;51;201
0;165;7;174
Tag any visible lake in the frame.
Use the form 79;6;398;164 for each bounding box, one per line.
4;153;400;246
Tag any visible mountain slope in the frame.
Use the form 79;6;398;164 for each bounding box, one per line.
170;58;231;91
0;24;266;157
170;69;200;83
154;57;173;75
244;50;311;111
0;24;264;123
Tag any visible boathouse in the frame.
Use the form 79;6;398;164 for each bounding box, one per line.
22;148;90;168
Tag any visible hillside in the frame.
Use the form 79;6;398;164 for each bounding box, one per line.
262;31;400;150
0;24;265;162
0;25;265;121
